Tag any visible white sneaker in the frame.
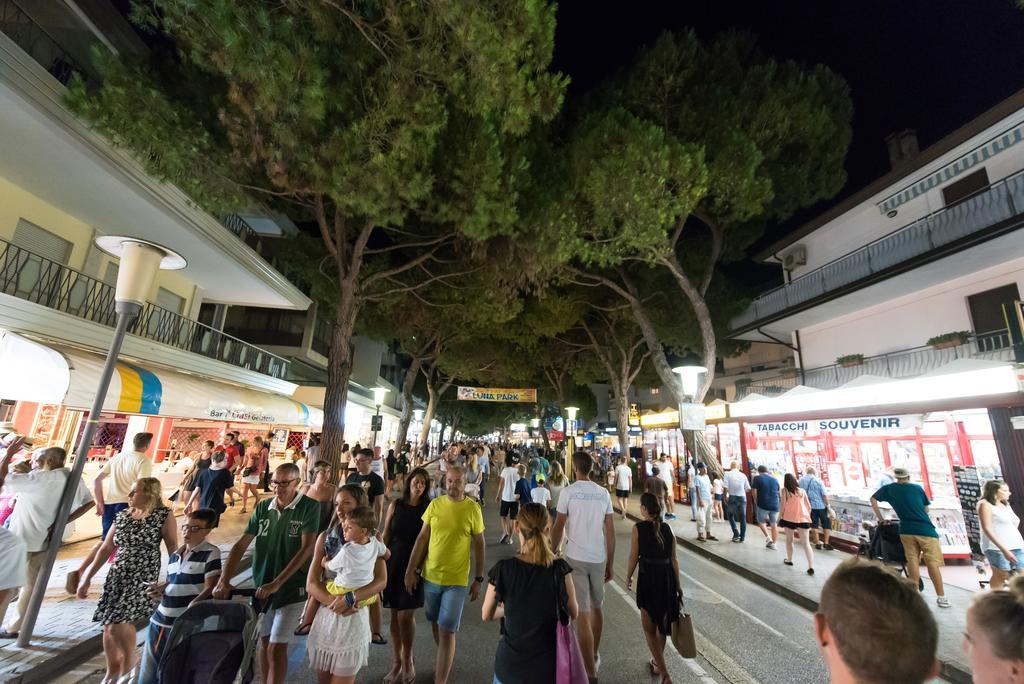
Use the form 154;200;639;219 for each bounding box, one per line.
936;596;951;608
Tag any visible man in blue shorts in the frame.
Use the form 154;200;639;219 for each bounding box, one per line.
751;465;780;549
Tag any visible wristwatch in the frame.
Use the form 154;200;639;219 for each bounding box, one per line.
474;575;485;584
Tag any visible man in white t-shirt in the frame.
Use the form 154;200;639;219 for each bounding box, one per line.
551;451;615;681
1;447;93;636
657;454;676;520
612;456;633;520
723;461;751;543
494;453;520;544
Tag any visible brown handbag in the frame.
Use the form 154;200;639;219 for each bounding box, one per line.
671;588;697;658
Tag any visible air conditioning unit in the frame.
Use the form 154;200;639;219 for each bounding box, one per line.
782;245;807;271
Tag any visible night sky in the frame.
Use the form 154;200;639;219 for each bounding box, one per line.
553;0;1024;276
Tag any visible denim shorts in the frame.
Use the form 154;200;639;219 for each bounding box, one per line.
423;579;469;633
755;506;779;525
985;548;1024;572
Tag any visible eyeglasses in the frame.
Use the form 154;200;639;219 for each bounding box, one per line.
180;524;210;532
270;478;298;487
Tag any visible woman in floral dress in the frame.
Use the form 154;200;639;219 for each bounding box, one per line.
78;477;177;683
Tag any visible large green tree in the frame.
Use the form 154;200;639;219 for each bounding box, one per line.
548;30;851;406
69;0;566;471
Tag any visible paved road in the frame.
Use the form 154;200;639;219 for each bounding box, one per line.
66;496;832;684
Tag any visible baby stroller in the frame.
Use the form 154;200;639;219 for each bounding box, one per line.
156;590;267;683
859;519;925;591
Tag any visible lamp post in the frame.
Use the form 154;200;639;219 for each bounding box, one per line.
371;387;389;449
17;237;185;646
673;353;708;485
565;406;579;480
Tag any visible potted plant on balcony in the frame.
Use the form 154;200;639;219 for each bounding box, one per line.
926;331;972;350
836;353;864;368
735;377;753;393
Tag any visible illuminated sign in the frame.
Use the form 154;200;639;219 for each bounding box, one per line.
457;387;537;403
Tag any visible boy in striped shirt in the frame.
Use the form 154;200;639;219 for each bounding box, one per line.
138;508;222;684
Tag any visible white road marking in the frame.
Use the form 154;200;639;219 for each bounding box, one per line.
675;569;788;640
607;577;748;684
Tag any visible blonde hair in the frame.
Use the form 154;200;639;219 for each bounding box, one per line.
517;503;554;567
970;575;1024;661
549;462;567;486
131;477;165;513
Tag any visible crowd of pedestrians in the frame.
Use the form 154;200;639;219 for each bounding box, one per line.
3;424;1024;684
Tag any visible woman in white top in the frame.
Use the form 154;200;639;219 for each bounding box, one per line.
712;477;724;521
978;480;1024;590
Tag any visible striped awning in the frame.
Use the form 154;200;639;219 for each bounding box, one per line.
878;123;1024;214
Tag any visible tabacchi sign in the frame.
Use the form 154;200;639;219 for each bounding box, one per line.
457;386;537;403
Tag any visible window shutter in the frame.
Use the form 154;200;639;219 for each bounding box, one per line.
155;287;185;315
12;219;72;264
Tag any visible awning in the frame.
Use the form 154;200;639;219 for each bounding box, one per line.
730;359;1021;419
57;347;323;428
0;330;70;403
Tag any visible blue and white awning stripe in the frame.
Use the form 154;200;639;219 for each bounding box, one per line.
878;124;1024;214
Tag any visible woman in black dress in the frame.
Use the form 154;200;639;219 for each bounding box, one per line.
380;467;431;684
625;492;682;683
482;502;578;684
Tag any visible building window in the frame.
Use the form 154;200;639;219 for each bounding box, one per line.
12;219;72;264
941;168;989;206
102;262;118;286
967;283;1020;349
650;388;660;395
155;287;186;315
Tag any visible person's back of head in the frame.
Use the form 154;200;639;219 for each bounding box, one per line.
133;432;154;452
966;575;1024;682
757;465;767;474
817;558;938;684
38;446;67;470
572;451;593;478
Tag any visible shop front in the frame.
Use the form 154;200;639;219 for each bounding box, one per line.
707;358;1024;559
0;333;323;463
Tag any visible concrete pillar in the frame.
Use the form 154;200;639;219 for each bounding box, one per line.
988;406;1024;524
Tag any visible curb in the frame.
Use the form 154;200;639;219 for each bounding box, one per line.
626;511;972;684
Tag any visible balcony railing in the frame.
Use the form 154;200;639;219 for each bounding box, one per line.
0;237;290;379
733;330;1018;400
0;0;89;85
732;170;1024;331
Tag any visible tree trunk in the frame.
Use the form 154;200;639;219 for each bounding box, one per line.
613;385;630;465
395;357;422;452
321;294;358;477
437;415;448;453
662;255;717;401
537;405;551;453
630;298;686;407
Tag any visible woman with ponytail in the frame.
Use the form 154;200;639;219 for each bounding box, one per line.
483;503;578;684
626;492;681;683
964;575;1024;684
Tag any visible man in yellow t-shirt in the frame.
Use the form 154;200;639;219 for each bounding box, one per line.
405;466;485;684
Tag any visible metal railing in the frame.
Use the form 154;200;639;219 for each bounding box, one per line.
734;330;1017;399
0;0;89;85
220;214;264;252
732;170;1024;330
0;237;290;379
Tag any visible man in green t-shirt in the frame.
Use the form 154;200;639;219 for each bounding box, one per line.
214;463;319;683
405;466;485;684
870;467;949;608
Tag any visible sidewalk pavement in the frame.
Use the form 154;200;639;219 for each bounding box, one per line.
652;511;974;684
0;505;255;684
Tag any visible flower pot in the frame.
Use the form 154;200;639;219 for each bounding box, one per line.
930;338;965;350
839;359;863;368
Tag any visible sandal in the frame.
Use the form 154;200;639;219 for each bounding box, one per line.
371;632;388;645
293;622;313;636
783;559;794;566
649;658;661;675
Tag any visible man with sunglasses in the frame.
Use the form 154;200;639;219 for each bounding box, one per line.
214;463;319;684
138;508;222;684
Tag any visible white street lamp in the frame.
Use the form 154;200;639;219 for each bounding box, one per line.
413;408;424;422
564;406;579;476
19;237;184;646
673;353;708;479
371;387;389;448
